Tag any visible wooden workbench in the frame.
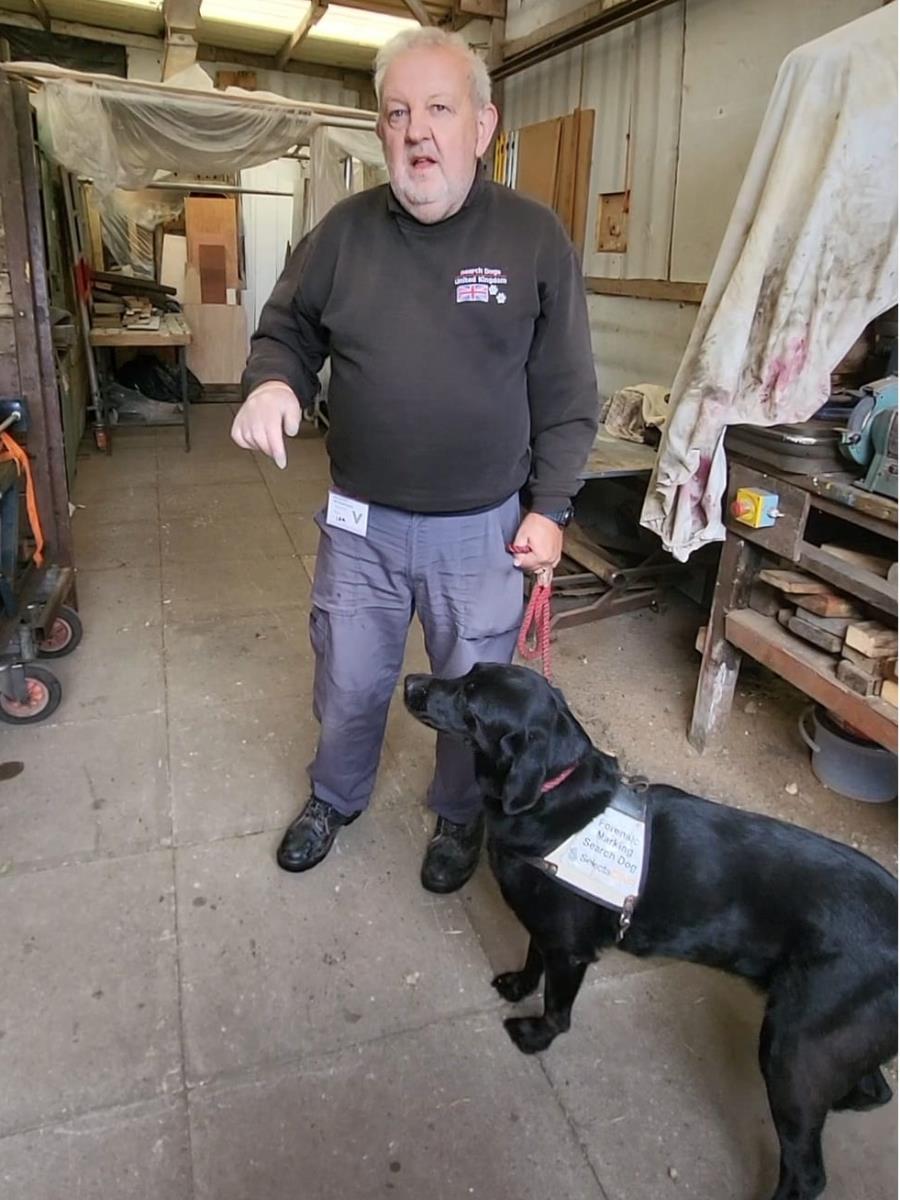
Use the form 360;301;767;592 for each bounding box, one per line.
581;429;657;479
89;313;192;450
690;455;898;753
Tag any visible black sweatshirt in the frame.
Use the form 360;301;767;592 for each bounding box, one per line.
241;175;599;515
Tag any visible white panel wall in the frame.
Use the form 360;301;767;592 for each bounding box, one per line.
588;293;699;397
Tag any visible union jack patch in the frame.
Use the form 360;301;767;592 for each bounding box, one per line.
456;283;490;303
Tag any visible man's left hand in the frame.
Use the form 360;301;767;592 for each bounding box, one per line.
510;512;564;583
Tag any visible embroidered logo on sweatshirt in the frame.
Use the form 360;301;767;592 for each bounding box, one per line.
455;267;507;305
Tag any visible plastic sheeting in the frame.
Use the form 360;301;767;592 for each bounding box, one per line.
640;6;898;562
99;188;184;278
304;126;387;235
34;68;317;196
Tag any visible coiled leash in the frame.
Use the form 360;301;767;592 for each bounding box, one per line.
508;545;554;681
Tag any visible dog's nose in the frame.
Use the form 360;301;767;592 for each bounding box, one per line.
403;674;430;710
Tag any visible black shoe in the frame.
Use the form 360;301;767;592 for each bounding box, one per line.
276;795;359;873
420;813;485;894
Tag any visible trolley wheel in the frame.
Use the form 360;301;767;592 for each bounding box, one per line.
37;605;83;659
0;664;62;725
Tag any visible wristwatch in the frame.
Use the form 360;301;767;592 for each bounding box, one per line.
542;505;575;528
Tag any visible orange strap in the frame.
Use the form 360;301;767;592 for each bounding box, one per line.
0;432;45;566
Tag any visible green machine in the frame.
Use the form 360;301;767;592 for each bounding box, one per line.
839;376;898;501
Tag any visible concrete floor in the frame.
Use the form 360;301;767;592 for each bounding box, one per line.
0;403;896;1200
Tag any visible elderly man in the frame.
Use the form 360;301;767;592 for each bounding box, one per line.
232;28;598;892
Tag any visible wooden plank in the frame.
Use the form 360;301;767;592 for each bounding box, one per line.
198;242;227;304
562;521;620;584
514;118;561;209
807;473;899;532
845;621;899;660
552;111;579;240
581;429;656;478
275;0;329;70
689;532;761;753
757;568;833;595
585;277;706;304
0;318;18;392
0;76;70;565
882;678;898;708
0;269;12;318
787;615;843;655
571;107;594;260
836;660;881;698
726;609;897;752
457;0;505;16
792;611;855;636
184;196;239;289
793;592;862;619
842;646;897;679
748;582;781;617
820;543;893;579
798;545;897;619
182;303;247;384
89;312;192;347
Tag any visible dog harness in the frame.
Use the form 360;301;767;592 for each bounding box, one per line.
525;784;651;941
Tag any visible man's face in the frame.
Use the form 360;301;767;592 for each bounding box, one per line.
377;46;498;224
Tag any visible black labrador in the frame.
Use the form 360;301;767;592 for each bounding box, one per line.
403;663;897;1200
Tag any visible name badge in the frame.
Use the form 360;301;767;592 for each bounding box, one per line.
542;800;648;912
326;490;369;538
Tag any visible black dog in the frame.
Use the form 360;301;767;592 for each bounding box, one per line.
403;663;897;1200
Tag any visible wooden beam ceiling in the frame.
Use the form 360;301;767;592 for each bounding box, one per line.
27;0;51;32
399;0;433;25
276;1;329;71
162;0;201;80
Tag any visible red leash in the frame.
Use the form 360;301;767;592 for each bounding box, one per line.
509;544;553;681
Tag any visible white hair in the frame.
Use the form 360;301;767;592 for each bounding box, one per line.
374;27;492;111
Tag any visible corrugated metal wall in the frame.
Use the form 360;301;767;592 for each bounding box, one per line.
499;45;583;129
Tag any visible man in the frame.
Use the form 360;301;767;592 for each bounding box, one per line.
232;27;598;893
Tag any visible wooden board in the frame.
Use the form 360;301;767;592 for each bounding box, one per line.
788;614;843;654
820;543;893;579
836;660;881;697
185;196;239;290
793;592;862;619
571;108;595;259
198;242;227;304
882;678;898;708
845;621;899;659
726;609;897;752
182;303;248;384
89;312;192;347
748;582;782;617
842;646;897;679
757;569;833;595
515;118;561;209
581;429;657;479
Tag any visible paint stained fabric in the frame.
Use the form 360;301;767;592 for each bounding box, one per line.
641;6;898;561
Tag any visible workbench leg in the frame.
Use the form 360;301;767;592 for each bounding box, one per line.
180;348;191;452
689;533;761;753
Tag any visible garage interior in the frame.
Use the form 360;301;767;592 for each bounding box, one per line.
0;0;896;1198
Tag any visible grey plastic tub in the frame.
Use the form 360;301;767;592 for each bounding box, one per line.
799;705;897;804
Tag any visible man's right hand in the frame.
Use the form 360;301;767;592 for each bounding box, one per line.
231;381;302;470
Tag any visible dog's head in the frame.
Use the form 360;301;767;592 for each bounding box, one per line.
403;664;594;816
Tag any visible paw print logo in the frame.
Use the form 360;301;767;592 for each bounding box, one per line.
489;284;498;296
496;292;507;304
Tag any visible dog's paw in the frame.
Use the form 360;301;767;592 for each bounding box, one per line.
503;1016;557;1055
492;971;540;1002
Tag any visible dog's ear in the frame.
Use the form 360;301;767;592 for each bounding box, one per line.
497;729;550;816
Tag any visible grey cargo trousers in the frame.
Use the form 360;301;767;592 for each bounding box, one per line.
308;493;524;823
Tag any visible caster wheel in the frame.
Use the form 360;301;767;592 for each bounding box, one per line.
37;605;83;659
0;664;62;725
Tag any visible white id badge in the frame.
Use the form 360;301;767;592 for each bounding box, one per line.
325;491;369;538
544;805;647;910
